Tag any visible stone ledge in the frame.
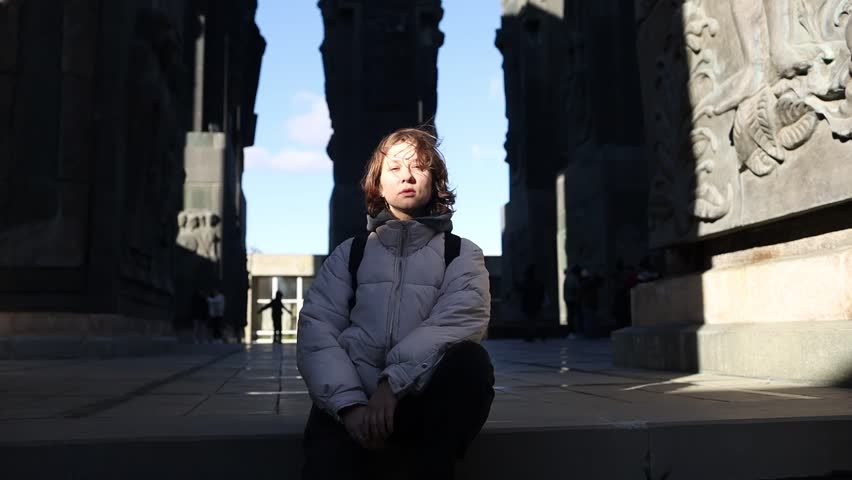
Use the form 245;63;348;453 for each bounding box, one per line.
0;335;179;360
0;312;173;336
2;416;850;480
613;321;852;385
632;245;852;326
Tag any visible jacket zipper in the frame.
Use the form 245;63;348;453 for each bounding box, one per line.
386;224;408;351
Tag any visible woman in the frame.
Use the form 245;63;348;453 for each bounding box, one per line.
297;127;495;480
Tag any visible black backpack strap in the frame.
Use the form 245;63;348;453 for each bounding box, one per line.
444;233;461;268
348;233;369;311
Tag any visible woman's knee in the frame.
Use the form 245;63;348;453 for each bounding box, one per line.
441;341;494;384
445;340;490;364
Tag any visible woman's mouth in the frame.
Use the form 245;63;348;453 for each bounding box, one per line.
400;189;416;196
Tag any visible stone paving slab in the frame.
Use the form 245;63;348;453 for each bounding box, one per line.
1;338;851;430
1;338;851;479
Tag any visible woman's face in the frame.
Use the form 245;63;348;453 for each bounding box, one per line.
379;141;433;220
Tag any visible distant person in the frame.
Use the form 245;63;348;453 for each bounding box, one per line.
207;288;226;343
563;265;582;337
297;127;494;480
191;289;209;343
515;264;546;341
578;268;603;337
613;261;639;330
232;312;246;344
259;290;292;344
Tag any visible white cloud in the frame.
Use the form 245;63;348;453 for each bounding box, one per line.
488;76;503;102
246;91;334;172
285;91;332;148
245;146;331;173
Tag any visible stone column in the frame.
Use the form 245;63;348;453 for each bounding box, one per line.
0;0;263;356
0;2;190;350
320;0;444;251
177;0;264;340
496;1;566;332
496;0;648;336
615;0;852;384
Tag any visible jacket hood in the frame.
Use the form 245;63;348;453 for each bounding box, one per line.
366;209;454;233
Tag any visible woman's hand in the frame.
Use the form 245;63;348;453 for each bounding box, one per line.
341;404;387;450
365;379;398;443
341;405;370;446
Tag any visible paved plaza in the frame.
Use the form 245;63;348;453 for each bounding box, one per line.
1;338;851;479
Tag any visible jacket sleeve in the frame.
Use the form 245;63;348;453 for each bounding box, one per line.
380;238;491;397
296;238;368;418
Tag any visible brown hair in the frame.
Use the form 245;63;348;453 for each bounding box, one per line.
361;127;456;217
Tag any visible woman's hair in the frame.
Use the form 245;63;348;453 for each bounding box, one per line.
361;127;456;217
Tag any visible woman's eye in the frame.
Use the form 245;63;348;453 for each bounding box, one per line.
390;167;400;172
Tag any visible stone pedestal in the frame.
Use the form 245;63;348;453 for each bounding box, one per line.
615;228;852;383
618;0;852;382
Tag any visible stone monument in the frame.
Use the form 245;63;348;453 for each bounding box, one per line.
174;0;264;342
320;0;444;251
615;0;852;384
0;0;263;357
496;0;649;336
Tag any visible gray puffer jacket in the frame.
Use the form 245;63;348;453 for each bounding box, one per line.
296;211;490;419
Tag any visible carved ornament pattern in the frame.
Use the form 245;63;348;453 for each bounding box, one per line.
177;210;222;262
648;0;852;240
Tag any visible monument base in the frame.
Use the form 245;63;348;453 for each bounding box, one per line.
615;233;852;385
613;321;852;386
0;313;176;359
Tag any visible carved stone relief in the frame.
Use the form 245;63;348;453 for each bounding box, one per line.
0;1;93;267
176;210;221;262
121;8;186;292
641;0;852;247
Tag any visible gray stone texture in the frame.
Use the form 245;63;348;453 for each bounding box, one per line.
320;0;445;251
638;0;852;248
0;1;263;344
618;1;852;382
614;321;852;385
497;0;648;333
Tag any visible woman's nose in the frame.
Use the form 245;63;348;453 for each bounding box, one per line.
401;167;415;182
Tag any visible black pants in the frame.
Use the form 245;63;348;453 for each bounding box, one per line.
272;315;282;342
209;315;223;339
302;341;495;480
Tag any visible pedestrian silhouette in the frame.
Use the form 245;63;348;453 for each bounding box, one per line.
259;290;292;344
191;288;209;343
207;287;226;343
515;264;546;341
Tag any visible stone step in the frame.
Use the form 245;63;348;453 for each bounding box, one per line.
2;415;851;480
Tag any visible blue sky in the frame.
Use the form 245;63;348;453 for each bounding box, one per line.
244;1;508;255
